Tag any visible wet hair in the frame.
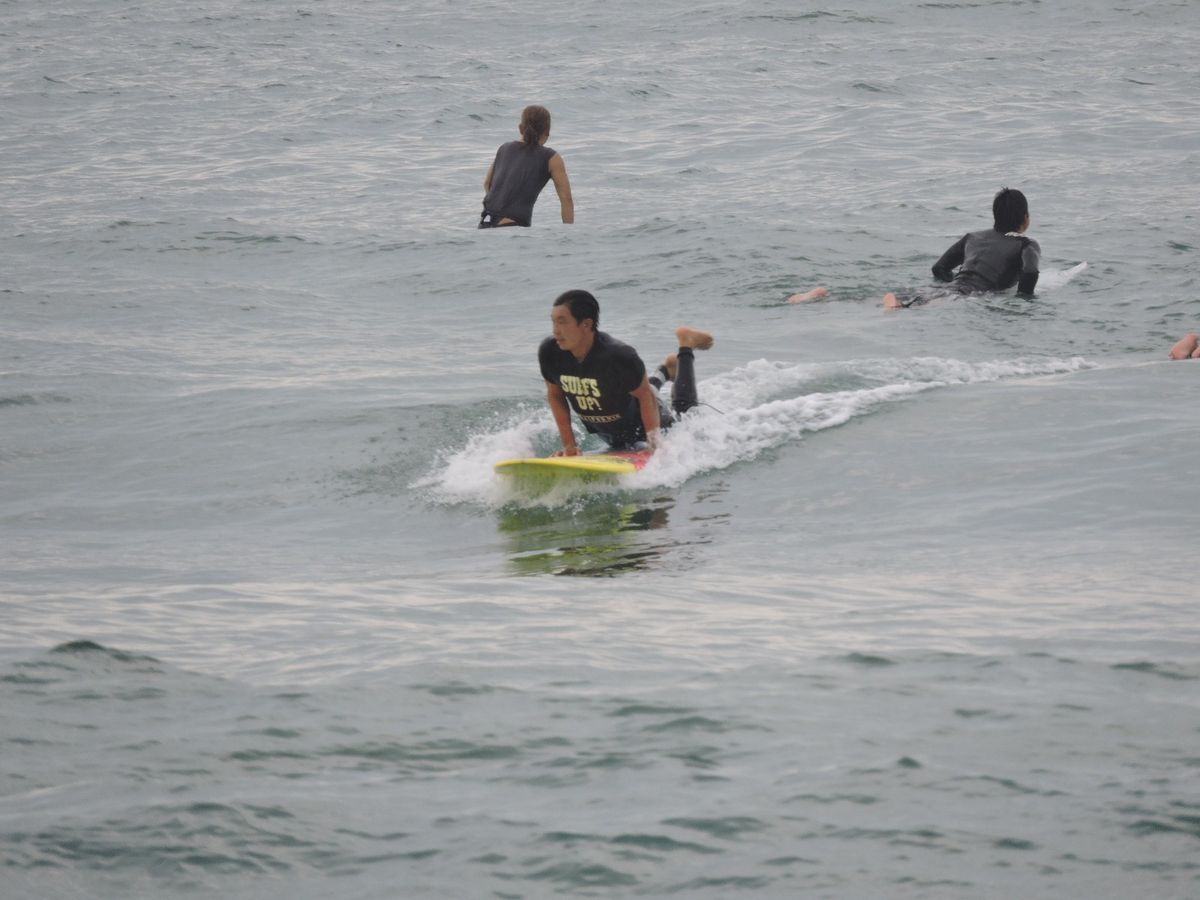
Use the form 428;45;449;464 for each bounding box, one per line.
993;187;1029;233
553;289;598;330
519;105;551;149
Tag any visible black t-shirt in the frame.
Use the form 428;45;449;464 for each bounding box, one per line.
538;331;648;445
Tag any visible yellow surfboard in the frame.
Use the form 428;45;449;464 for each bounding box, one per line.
494;450;651;491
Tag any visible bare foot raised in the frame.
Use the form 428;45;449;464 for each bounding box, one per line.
786;286;828;304
676;326;714;351
1168;333;1199;360
661;352;679;381
883;292;903;309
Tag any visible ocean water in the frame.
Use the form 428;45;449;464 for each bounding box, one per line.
3;0;1199;897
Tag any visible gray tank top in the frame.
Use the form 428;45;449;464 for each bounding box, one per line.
482;141;556;226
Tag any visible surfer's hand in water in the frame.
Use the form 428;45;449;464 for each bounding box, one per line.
554;445;582;457
646;429;662;452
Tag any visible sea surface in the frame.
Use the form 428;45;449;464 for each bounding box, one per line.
2;0;1199;897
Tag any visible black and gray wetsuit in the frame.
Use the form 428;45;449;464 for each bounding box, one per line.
933;227;1041;295
480;141;556;227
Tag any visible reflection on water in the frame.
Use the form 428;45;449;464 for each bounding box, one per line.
498;495;676;576
496;479;738;576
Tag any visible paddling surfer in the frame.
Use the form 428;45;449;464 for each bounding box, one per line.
883;187;1041;308
480;105;574;228
539;290;712;456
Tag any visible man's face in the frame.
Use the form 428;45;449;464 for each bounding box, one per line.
551;303;591;354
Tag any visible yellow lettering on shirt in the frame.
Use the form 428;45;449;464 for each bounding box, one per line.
559;376;603;412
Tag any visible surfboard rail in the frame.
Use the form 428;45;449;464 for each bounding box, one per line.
494;450;652;489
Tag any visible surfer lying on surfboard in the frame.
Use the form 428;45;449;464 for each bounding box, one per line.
539;289;713;456
785;189;1042;308
879;187;1041;309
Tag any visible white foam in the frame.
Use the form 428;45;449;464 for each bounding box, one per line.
414;411;553;507
418;355;1094;507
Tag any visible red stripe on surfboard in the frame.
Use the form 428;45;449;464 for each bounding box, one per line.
594;450;653;470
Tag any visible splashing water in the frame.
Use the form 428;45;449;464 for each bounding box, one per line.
417;355;1093;507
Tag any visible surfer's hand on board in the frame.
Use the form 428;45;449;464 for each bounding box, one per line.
553;445;582;457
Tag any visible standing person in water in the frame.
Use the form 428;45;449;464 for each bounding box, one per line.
539;290;713;455
480;105;574;228
883;187;1041;308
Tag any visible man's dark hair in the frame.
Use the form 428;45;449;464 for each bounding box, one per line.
993;187;1029;233
553;289;599;329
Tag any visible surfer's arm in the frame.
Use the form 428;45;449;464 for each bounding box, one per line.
549;154;574;224
546;382;581;456
932;235;967;282
631;377;661;451
483;161;495;191
1016;238;1040;297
